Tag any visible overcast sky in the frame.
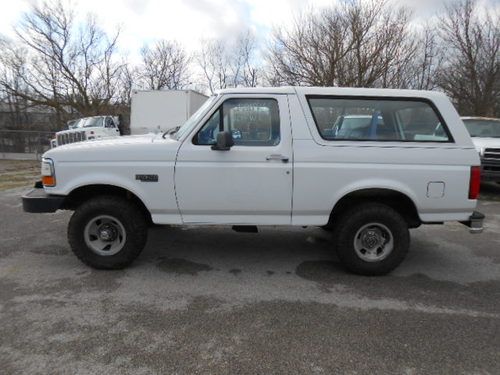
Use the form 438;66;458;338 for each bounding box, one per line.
1;0;499;62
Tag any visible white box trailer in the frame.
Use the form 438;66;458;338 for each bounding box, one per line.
130;90;208;135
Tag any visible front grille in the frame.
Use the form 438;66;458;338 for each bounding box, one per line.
56;131;87;146
483;165;500;172
484;148;500;160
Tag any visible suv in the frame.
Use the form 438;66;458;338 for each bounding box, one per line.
22;87;484;275
462;117;500;183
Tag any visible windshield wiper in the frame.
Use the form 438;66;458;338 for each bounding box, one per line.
162;126;180;139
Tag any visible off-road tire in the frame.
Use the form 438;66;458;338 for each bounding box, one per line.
334;203;409;276
68;196;148;269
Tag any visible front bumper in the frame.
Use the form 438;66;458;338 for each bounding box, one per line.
22;186;65;213
481;158;500;182
460;211;485;234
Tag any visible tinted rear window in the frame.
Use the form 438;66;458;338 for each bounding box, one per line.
307;97;451;142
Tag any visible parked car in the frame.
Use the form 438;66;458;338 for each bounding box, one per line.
22;87;483;275
462;117;500;183
52;116;122;147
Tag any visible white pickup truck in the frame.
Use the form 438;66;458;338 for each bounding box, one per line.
22;87;484;275
462;117;500;183
52;116;122;147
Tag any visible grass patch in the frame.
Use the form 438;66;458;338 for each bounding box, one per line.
0;160;39;191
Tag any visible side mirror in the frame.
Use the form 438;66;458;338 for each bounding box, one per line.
211;131;234;151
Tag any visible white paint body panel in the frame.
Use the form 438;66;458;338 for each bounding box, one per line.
175;94;293;224
42;86;480;227
45;134;183;224
471;137;500;153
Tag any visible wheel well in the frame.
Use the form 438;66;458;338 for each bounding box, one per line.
62;184;152;224
327;189;421;229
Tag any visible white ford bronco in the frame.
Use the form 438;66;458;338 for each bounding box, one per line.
22;87;484;275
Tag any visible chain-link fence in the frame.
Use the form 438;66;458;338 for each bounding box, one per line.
0;130;54;159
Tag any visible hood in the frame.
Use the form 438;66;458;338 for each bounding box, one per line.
471;137;500;152
44;134;180;162
56;127;101;135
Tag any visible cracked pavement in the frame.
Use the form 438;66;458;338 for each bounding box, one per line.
1;186;499;374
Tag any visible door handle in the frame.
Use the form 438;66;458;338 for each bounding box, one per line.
266;154;289;163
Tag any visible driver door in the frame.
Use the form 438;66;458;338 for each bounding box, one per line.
105;116;120;135
175;94;293;225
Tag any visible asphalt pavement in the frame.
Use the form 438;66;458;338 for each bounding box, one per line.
0;185;499;374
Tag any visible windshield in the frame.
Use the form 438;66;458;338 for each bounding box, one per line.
175;95;217;140
75;117;105;128
463;118;500;137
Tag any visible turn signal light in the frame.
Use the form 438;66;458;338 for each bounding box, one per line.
469;166;481;200
42;175;56;187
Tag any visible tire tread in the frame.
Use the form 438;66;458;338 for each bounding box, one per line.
334;202;409;276
68;196;148;269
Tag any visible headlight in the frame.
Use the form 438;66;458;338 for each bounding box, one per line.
41;158;56;186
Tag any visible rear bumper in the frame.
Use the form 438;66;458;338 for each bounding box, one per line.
460;211;485;234
22;186;65;213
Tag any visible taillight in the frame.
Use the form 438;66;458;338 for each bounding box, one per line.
469;166;481;199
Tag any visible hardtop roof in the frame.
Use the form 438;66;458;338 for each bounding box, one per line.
216;86;447;100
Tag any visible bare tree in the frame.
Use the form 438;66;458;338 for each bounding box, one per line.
198;40;229;94
116;62;137;106
437;0;500;116
410;26;443;90
197;31;260;94
235;32;259;88
0;37;36;129
0;0;127;125
266;0;417;88
138;40;190;90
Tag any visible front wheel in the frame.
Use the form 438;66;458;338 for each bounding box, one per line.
334;203;409;276
68;196;148;269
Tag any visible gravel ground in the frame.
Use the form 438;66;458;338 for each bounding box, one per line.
0;184;499;374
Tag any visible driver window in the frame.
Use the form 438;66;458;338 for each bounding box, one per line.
194;98;280;146
105;117;115;128
194;108;221;145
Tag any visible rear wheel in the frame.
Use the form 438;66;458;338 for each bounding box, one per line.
333;203;409;275
68;196;148;269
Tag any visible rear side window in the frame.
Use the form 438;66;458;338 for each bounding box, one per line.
307;97;451;142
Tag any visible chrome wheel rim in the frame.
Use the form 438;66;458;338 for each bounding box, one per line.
353;223;394;262
84;215;126;256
